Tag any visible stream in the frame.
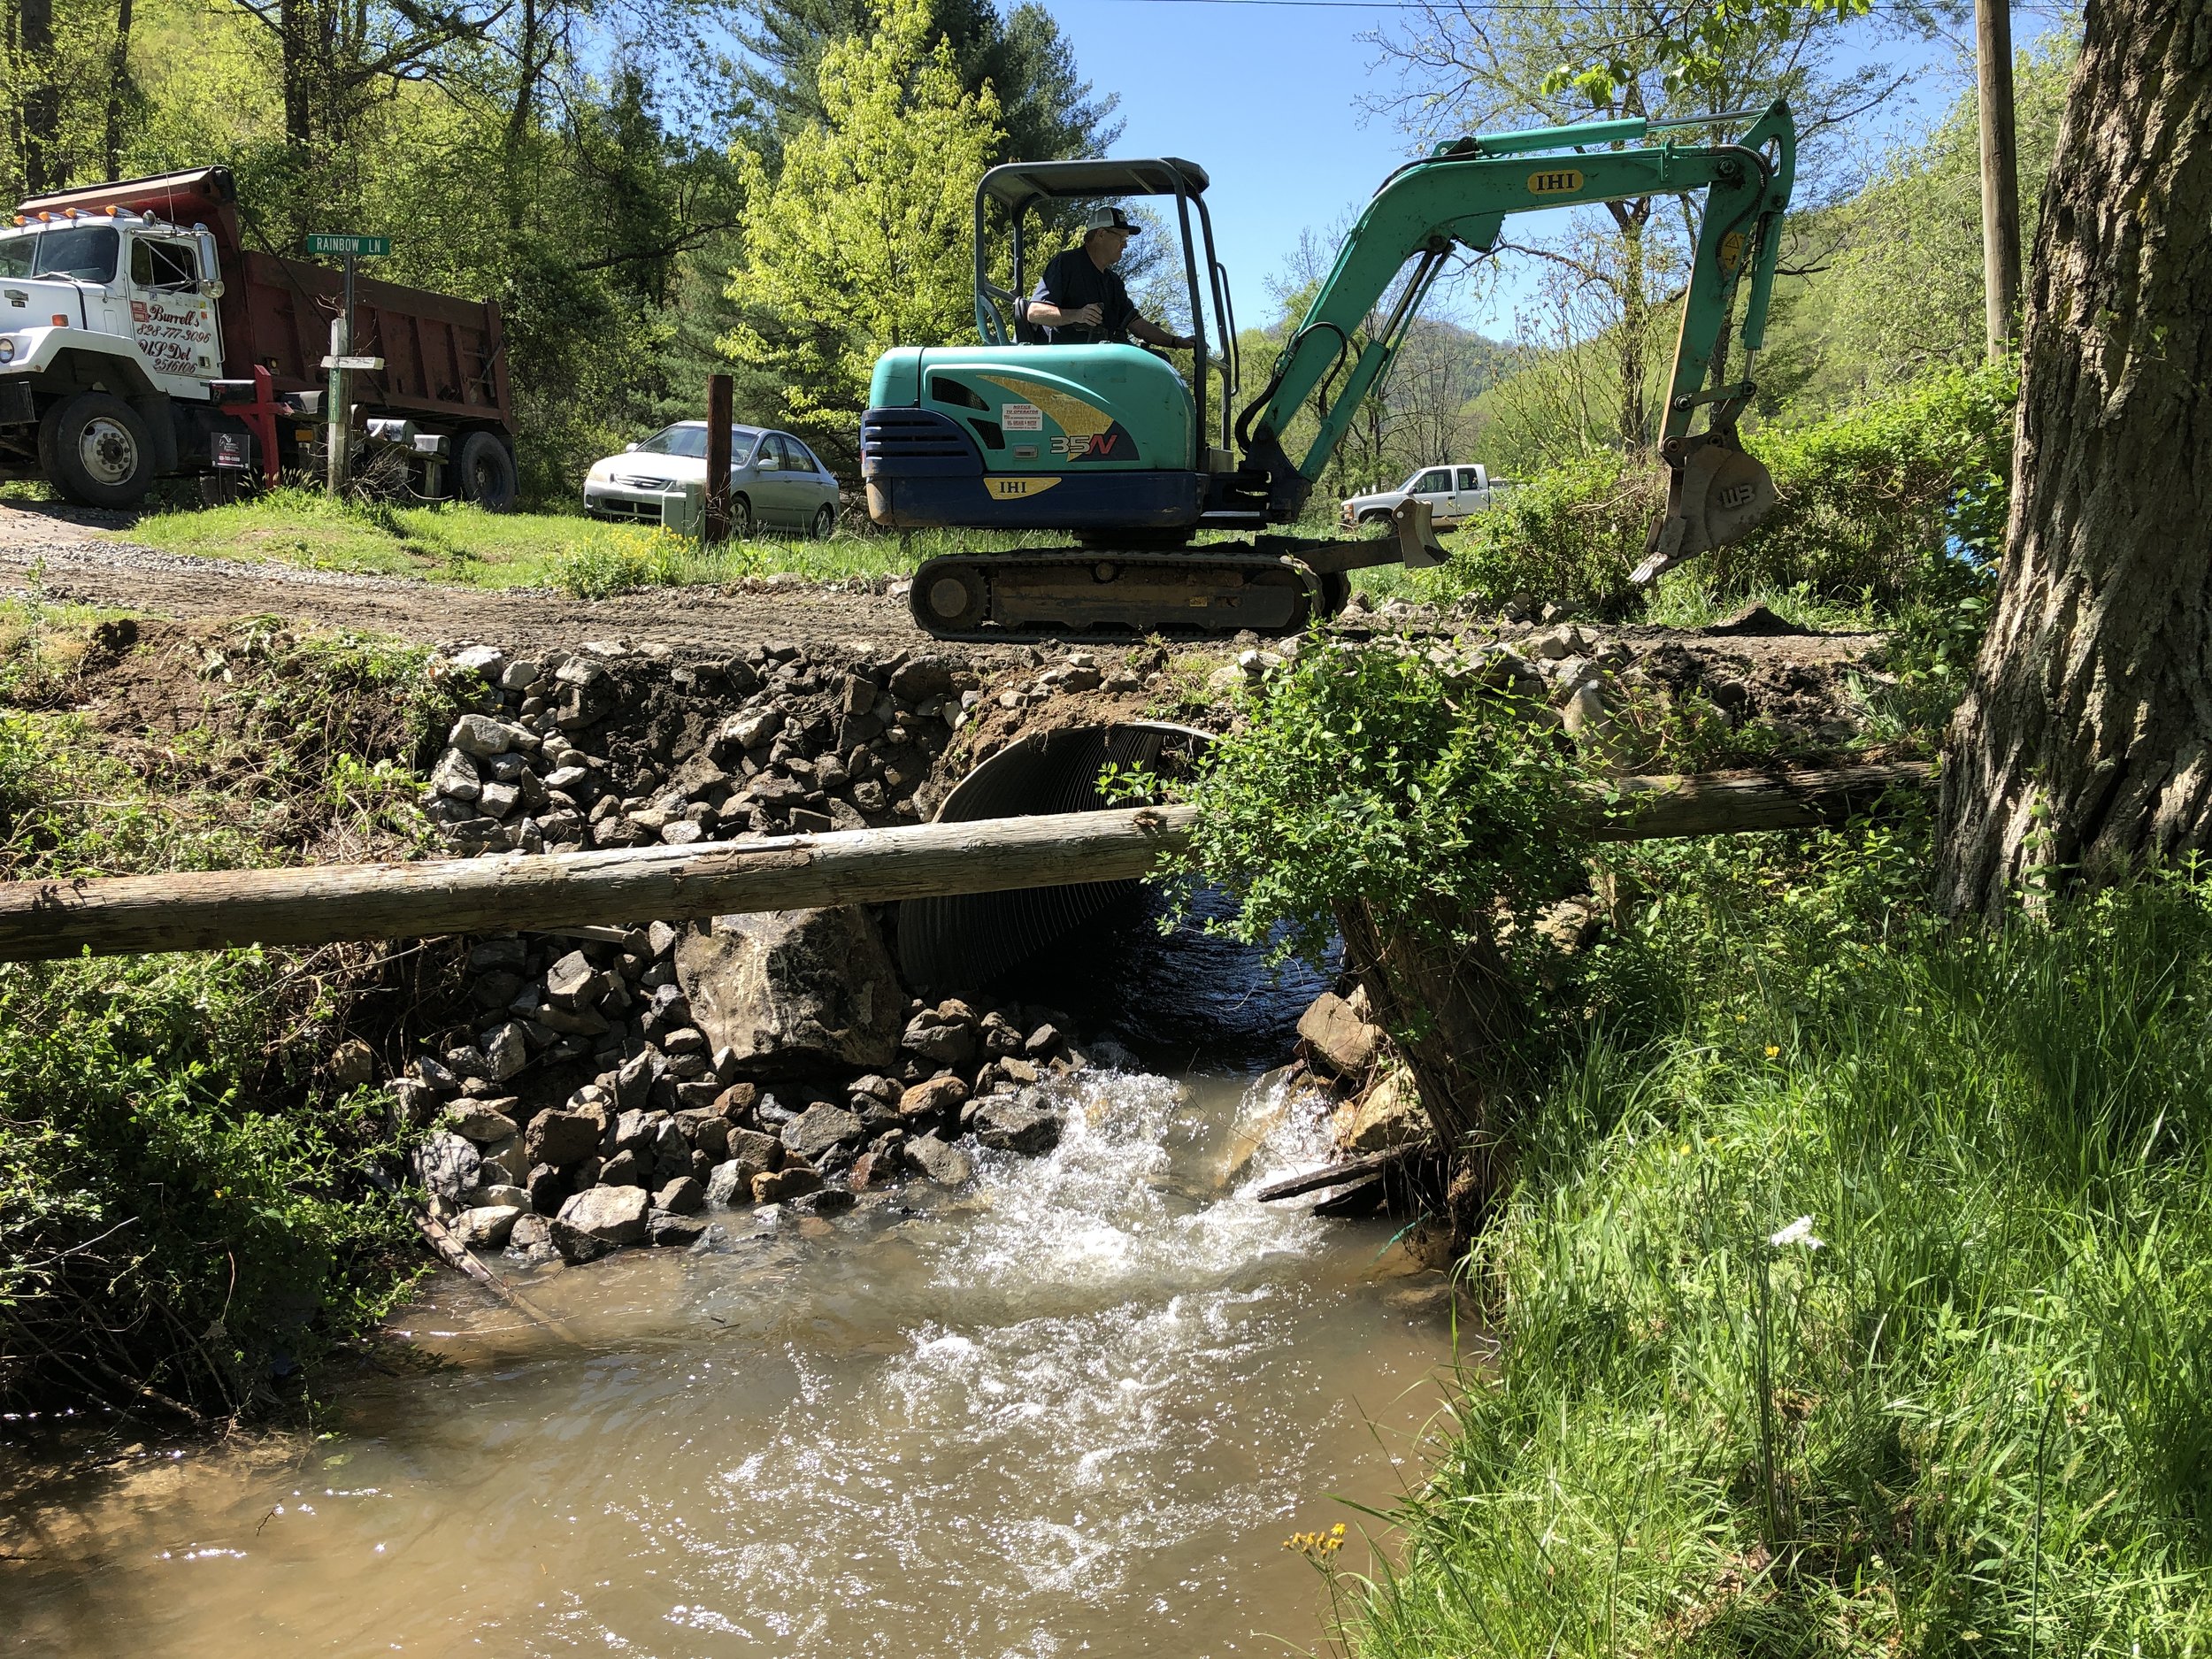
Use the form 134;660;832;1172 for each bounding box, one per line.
4;902;1463;1656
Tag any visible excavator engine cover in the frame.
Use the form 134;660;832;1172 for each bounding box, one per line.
1632;435;1778;586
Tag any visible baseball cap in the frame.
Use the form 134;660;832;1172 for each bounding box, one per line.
1082;206;1141;235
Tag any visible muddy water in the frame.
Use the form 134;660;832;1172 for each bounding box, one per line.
5;893;1463;1656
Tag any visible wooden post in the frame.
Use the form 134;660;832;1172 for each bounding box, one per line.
1977;0;2022;361
326;312;349;496
0;764;1931;964
704;373;733;543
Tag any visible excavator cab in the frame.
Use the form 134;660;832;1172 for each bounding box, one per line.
862;157;1246;554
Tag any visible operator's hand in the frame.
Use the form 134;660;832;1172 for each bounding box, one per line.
1071;303;1104;328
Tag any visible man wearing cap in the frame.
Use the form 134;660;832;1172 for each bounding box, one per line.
1024;207;1199;349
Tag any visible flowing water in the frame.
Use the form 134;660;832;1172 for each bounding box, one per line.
4;903;1464;1656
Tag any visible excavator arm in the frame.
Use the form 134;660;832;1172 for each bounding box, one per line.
1235;101;1795;584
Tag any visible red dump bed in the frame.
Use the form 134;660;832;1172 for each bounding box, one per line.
18;167;511;430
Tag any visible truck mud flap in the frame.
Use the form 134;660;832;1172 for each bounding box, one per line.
0;379;35;427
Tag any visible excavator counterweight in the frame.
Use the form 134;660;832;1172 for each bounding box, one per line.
862;106;1796;640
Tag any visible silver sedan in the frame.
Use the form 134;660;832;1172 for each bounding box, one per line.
583;422;842;536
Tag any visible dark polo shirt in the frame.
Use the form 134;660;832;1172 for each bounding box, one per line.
1028;249;1138;343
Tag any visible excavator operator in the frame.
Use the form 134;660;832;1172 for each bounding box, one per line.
1024;207;1198;350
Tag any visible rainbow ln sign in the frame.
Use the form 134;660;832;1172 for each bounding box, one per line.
305;233;391;257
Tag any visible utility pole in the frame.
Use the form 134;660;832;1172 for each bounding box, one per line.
1976;0;2022;362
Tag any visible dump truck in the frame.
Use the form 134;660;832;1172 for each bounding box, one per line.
0;166;515;510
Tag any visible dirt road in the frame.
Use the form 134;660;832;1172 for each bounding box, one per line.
0;502;960;662
0;502;1887;690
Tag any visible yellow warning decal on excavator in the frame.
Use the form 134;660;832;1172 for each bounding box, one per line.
979;375;1113;438
1527;168;1584;195
1718;231;1746;273
986;475;1062;500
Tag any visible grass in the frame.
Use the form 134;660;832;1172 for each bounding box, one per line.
1335;818;2212;1658
114;488;1043;599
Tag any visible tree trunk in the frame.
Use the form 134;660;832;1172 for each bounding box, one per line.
1333;897;1524;1212
19;0;59;192
1936;0;2212;913
280;0;311;147
503;0;541;232
104;0;135;181
1611;204;1650;451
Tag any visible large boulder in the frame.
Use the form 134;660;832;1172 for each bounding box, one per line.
972;1093;1064;1156
552;1185;650;1260
1332;1066;1431;1154
676;908;903;1076
1297;990;1383;1080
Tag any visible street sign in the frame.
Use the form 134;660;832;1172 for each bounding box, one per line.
305;234;391;257
319;355;385;372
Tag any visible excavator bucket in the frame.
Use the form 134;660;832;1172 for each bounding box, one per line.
1632;434;1778;587
1392;495;1451;570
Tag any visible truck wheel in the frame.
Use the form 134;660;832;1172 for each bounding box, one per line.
41;393;155;510
1358;509;1392;528
455;432;518;512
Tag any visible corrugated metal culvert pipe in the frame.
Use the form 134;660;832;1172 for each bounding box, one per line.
895;722;1210;994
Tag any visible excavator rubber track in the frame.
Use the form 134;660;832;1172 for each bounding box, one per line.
909;548;1342;641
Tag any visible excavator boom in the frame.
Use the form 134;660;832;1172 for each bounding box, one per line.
1238;101;1795;580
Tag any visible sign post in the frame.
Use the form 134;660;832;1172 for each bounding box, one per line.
704;373;733;542
306;234;392;496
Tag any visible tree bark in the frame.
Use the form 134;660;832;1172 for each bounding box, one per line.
1937;0;2212;913
280;0;311;147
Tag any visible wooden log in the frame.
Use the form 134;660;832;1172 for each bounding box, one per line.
0;763;1932;964
1590;760;1934;841
1255;1144;1420;1202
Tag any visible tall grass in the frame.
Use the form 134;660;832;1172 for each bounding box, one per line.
1348;826;2212;1657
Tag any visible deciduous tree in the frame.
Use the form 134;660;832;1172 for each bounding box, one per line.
1936;0;2212;911
721;0;1001;464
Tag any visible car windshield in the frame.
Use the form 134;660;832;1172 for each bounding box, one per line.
0;224;121;282
634;426;758;466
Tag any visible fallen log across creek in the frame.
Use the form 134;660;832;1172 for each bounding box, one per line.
0;760;1932;963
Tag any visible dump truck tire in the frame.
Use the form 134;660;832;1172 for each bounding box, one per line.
41;392;156;510
456;431;518;512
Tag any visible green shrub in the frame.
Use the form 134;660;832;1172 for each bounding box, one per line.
0;621;441;1422
0;950;422;1422
1152;641;1593;969
1428;361;2017;613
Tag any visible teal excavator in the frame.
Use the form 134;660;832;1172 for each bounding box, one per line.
862;102;1795;640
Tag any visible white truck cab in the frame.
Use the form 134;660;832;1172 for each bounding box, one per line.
1340;463;1512;531
0;208;227;505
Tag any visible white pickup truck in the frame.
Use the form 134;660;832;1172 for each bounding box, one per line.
1340;463;1513;530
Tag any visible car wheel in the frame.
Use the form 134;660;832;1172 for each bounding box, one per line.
730;493;753;538
809;503;835;541
41;392;156;510
456;432;518;511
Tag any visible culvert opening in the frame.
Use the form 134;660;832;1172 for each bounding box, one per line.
895;722;1333;1071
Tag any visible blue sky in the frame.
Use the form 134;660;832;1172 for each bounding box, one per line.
1041;0;2000;333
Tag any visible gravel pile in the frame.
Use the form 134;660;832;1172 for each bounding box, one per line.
419;639;986;856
